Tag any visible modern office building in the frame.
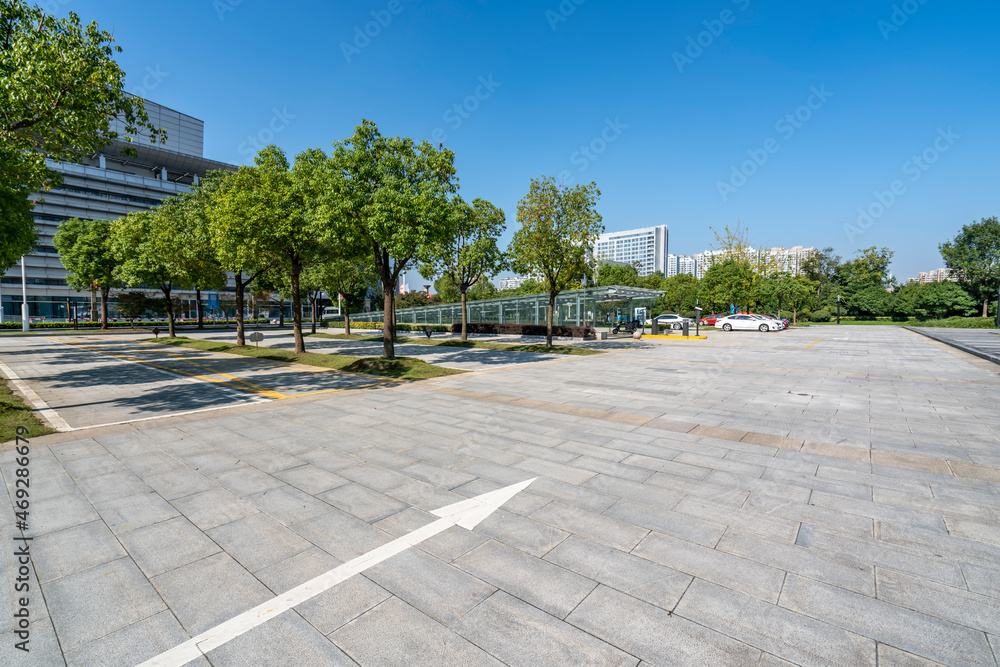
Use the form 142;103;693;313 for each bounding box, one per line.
496;275;542;291
594;225;669;277
0;99;237;320
693;245;815;279
914;268;956;284
666;254;697;278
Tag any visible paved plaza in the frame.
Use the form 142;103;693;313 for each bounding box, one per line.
1;326;1000;665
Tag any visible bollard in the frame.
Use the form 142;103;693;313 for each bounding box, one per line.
651;319;658;336
682;320;689;337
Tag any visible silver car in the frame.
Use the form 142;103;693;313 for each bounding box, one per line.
715;314;781;332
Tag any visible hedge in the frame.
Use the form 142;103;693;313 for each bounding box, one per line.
810;310;832;322
324;321;452;333
0;319;270;330
451;322;595;338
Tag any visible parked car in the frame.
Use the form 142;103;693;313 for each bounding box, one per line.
699;313;725;326
715;314;782;332
757;314;786;329
643;313;692;329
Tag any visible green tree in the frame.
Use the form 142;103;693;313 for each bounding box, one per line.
916;281;977;319
508;176;603;346
940;216;1000;317
113;291;150;325
1;1;163;269
421;197;506;340
658;274;699;314
433;274;462;303
52;218;122;329
786;276;815;324
315;255;377;336
801;247;842;288
849;285;892;318
324;121;457;358
700;259;754;312
596;262;640;287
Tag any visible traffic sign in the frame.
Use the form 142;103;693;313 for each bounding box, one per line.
208;293;220;309
248;331;263;344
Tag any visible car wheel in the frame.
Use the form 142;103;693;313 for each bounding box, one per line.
672;323;682;330
722;323;732;331
759;324;769;332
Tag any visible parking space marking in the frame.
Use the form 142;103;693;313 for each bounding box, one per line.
139;478;537;667
51;337;289;400
0;359;72;431
806;339;823;348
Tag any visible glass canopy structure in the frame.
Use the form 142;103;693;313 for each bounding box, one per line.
351;285;665;329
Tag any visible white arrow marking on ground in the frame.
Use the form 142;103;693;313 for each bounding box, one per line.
138;477;537;667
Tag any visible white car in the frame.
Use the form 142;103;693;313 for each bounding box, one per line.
716;314;782;332
644;314;692;329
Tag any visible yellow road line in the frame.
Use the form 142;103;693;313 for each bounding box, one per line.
806;339;823;348
49;338;288;399
288;381;389;398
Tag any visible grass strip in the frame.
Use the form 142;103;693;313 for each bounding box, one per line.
0;379;55;443
308;333;603;355
141;337;465;380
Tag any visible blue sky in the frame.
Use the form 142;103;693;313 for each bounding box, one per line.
67;0;999;282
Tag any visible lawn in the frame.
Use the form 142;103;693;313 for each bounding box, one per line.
141;337;465;380
307;332;604;355
1;380;55;444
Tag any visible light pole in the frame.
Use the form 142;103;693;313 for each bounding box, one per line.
21;256;29;332
836;294;841;325
695;299;702;337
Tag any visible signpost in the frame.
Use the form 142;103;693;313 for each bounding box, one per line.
248;331;264;347
208;293;220;310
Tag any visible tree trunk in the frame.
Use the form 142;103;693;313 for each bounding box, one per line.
279;298;284;328
235;271;246;346
382;287;395;359
983;299;989;318
460;289;468;342
100;285;109;329
546;292;556;347
163;283;176;337
310;292;318;335
291;258;305;354
344;305;352;336
196;287;204;329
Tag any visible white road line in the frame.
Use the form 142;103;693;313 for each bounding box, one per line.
138;477;537;667
0;359;72;432
62;400;269;432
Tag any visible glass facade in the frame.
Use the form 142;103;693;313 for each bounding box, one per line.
350;286;664;331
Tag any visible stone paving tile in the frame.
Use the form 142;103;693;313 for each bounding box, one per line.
963;562;1000;598
206;611;356;666
318;482;409;523
95;491;180;535
400;461;476;489
0;616;67;666
673;496;800;543
633;531;786;603
779;574;996;667
331;597;502;666
675;579;876;666
365;548;495;625
544;535;691;611
808;489;948;533
472;507;570;557
274;464;348;495
247;484;333;526
141;468;216;501
453;591;638;667
604;498;726;547
151;552;273;635
745;491;875;538
206;512;312;573
169;487;260;531
292;508;393;562
119;516;221;578
63;610;212;667
31;520;127;584
210;466;285;497
566;585;762;666
875;568;1000;635
531;500;649;551
31;492;101;536
455;539;596;619
875;643;943;666
45;557;166;652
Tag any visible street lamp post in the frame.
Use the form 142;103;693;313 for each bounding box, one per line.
837;294;841;325
21;256;29;332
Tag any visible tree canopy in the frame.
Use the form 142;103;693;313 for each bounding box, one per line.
940;216;1000;317
52;217;121;327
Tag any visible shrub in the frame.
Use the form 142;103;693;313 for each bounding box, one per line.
326;321;451;333
810;310;832;322
452;322;595;338
913;317;996;329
